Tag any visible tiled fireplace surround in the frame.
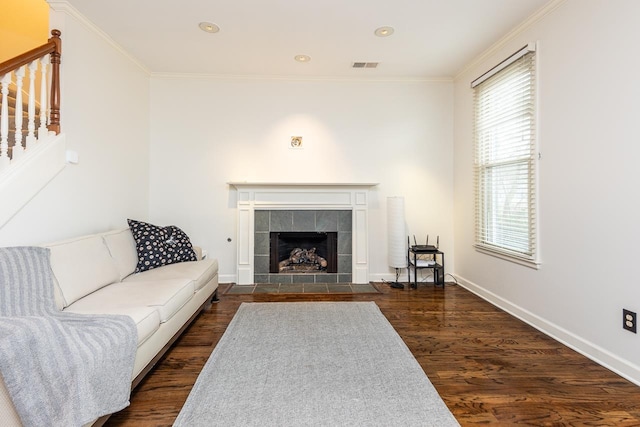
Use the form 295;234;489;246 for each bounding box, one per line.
253;210;352;284
230;183;375;285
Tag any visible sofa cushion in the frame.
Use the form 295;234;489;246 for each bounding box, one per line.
64;302;160;346
121;280;195;322
71;279;195;324
127;219;197;273
103;228;138;281
123;258;218;292
45;234;120;308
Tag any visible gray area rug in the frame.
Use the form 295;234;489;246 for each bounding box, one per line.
174;302;459;426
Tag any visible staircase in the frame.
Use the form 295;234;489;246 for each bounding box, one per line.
0;30;65;228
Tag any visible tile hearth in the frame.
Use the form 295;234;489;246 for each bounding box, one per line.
225;283;380;294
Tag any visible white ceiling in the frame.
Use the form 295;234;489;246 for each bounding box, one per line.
61;0;550;79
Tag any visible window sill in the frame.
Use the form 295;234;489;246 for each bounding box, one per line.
474;245;540;270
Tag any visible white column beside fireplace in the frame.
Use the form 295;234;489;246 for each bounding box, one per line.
229;182;378;285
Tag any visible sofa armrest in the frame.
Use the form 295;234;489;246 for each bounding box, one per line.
193;246;203;260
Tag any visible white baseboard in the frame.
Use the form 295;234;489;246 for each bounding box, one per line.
454;274;640;387
218;274;237;284
368;273;396;283
369;271;437;284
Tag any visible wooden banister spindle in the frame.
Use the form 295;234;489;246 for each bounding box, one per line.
13;65;26;159
48;29;61;134
0;73;11;169
38;55;49;140
26;61;38;147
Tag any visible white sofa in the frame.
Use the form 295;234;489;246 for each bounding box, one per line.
0;228;219;426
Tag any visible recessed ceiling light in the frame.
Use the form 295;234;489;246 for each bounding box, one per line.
294;54;311;63
199;22;220;33
374;26;394;37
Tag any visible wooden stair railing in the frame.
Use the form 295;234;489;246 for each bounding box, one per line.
0;29;61;171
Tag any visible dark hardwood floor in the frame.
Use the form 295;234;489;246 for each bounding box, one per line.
105;283;640;426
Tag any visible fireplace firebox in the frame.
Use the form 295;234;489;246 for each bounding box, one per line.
270;232;338;274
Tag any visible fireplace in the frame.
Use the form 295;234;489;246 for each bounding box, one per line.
270;232;338;274
230;182;376;284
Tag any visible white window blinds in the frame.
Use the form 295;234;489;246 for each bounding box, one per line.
473;46;537;265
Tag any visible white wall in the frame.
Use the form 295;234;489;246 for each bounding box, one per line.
0;5;150;245
149;77;454;282
453;0;640;384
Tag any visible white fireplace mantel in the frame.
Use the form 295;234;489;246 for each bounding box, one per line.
229;182;378;285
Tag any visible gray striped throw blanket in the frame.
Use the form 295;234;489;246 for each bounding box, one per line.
0;246;137;427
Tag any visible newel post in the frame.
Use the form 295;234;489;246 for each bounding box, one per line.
48;29;61;134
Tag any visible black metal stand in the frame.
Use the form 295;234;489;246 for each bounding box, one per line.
408;246;445;289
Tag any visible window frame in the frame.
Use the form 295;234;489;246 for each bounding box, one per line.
472;44;540;268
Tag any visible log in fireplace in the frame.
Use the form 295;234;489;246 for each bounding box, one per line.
269;232;337;274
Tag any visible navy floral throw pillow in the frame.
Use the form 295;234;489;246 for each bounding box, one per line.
127;219;198;273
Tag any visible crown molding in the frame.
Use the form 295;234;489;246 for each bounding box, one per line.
454;0;567;81
46;0;151;76
150;72;453;84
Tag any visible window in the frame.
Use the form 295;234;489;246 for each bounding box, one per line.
472;44;538;266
